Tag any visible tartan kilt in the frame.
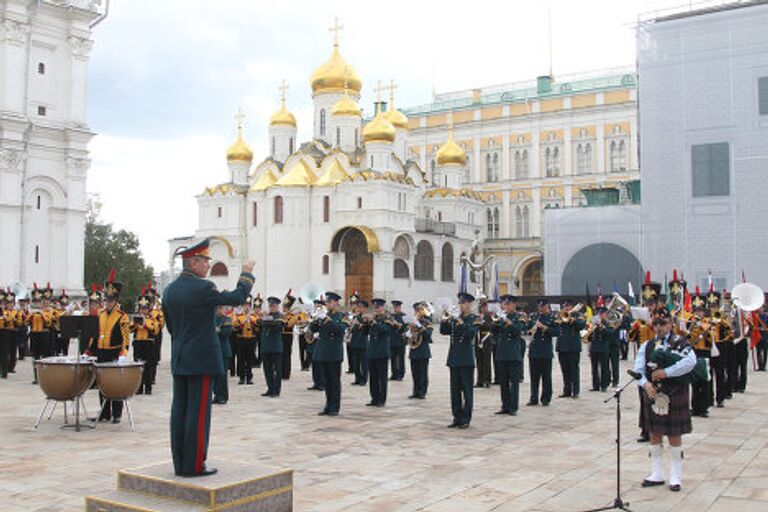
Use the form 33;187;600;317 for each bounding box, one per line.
643;384;692;437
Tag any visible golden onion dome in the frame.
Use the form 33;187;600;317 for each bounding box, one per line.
362;105;396;144
226;127;253;163
331;91;362;117
310;46;362;95
436;130;467;166
269;100;296;128
383;101;408;130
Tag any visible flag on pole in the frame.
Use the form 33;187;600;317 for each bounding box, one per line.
585;282;594;319
596;284;604;308
459;261;468;294
492;262;500;301
627;281;636;306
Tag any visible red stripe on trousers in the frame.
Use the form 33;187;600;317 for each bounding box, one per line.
195;375;211;474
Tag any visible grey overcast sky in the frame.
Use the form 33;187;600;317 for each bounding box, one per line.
85;0;688;271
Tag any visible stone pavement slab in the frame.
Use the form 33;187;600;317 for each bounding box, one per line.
1;335;767;511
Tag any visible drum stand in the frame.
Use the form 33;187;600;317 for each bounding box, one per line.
581;377;635;512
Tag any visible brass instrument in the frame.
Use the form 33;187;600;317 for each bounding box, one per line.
580;316;605;343
406;304;433;349
605;293;629;329
556;303;584;324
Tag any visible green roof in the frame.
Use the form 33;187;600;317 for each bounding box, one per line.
403;68;637;117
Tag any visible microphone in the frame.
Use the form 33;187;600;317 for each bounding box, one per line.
627;369;643;380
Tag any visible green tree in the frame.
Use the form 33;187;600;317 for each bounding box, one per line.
84;197;154;312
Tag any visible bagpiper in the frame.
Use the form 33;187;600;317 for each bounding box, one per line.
634;272;662;443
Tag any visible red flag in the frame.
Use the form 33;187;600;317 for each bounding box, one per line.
684;288;692;313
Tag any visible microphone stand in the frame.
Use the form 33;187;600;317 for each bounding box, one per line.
582;375;637;512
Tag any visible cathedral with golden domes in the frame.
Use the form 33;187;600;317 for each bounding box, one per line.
168;23;489;304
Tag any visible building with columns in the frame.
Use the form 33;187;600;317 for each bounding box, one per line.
403;69;639;296
169;28;489;306
0;0;106;295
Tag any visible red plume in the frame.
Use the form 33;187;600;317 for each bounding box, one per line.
33;282;38;290
107;269;116;283
672;269;678;281
91;284;97;292
141;287;147;296
46;281;51;289
695;285;701;296
645;271;651;285
98;284;103;291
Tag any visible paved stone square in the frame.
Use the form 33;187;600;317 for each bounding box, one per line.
1;336;766;511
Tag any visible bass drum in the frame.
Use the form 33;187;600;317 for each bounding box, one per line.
94;361;144;400
35;357;95;401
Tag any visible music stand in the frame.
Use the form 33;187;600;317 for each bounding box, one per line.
581;377;636;512
59;316;99;431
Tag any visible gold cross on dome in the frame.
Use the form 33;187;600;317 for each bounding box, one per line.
235;108;245;130
278;80;289;102
373;79;384;102
384;79;398;102
329;17;344;47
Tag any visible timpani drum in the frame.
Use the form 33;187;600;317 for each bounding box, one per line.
94;361;144;400
35;357;95;401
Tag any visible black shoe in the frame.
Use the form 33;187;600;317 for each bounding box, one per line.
32;380;38;385
375;403;385;407
238;379;245;385
495;409;510;415
557;393;571;398
700;411;709;418
526;401;538;406
590;388;599;392
669;484;681;492
637;435;650;443
458;423;469;429
474;384;483;388
246;380;253;385
318;410;328;416
542;402;550;406
145;389;152;395
98;417;110;423
112;417;121;424
416;395;426;399
389;376;397;381
408;395;417;399
261;392;271;397
307;385;320;391
572;394;580;399
327;411;339;416
183;467;218;478
508;411;517;416
136;389;144;395
717;402;724;408
641;479;665;487
366;401;377;406
447;422;459;428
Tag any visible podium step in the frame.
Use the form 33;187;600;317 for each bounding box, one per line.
85;461;293;511
85;490;207;512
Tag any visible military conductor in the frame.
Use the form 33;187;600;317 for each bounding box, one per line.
162;239;255;477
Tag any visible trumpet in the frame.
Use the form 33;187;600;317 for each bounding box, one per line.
441;305;460;322
556;303;584;323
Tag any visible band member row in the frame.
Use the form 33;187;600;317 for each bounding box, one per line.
440;292;478;429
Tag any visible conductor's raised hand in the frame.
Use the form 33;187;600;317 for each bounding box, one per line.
242;260;256;274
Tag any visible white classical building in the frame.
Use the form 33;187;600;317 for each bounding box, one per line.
0;0;106;295
169;36;489;306
542;0;768;295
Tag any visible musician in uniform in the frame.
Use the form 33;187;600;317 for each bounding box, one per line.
306;298;326;391
0;288;17;379
346;292;360;374
146;283;165;365
349;299;371;386
687;292;713;417
132;294;160;395
492;294;526;415
732;298;749;394
634;307;697;492
259;297;285;397
555;299;586;399
85;271;131;422
367;298;391;406
162;239;254;477
298;300;312;372
4;289;20;375
527;299;558;407
17;295;31;363
233;298;258;385
587;307;614;392
441;292;479;429
756;304;768;371
28;283;53;384
310;292;346;416
389;300;407;381
53;290;70;355
633;274;662;442
213;306;233;405
474;298;494;388
281;290;299;380
407;302;432;399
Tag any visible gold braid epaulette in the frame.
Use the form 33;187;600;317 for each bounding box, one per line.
238;274;255;286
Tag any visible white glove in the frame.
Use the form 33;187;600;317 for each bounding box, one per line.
313;332;319;339
405;331;413;339
317;310;327;320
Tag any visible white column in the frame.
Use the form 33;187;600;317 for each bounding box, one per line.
68;36;93;125
531;132;541;179
596;124;606;173
563;129;573;177
502;135;510;181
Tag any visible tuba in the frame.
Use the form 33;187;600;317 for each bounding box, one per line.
606;293;629;329
299;282;325;305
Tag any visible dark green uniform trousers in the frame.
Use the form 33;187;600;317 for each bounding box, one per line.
171;375;212;476
262;353;282;396
497;361;521;412
450;366;474;425
410;359;429;398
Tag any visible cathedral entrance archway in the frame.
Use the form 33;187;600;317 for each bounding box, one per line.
330;226;380;303
520;258;543;296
